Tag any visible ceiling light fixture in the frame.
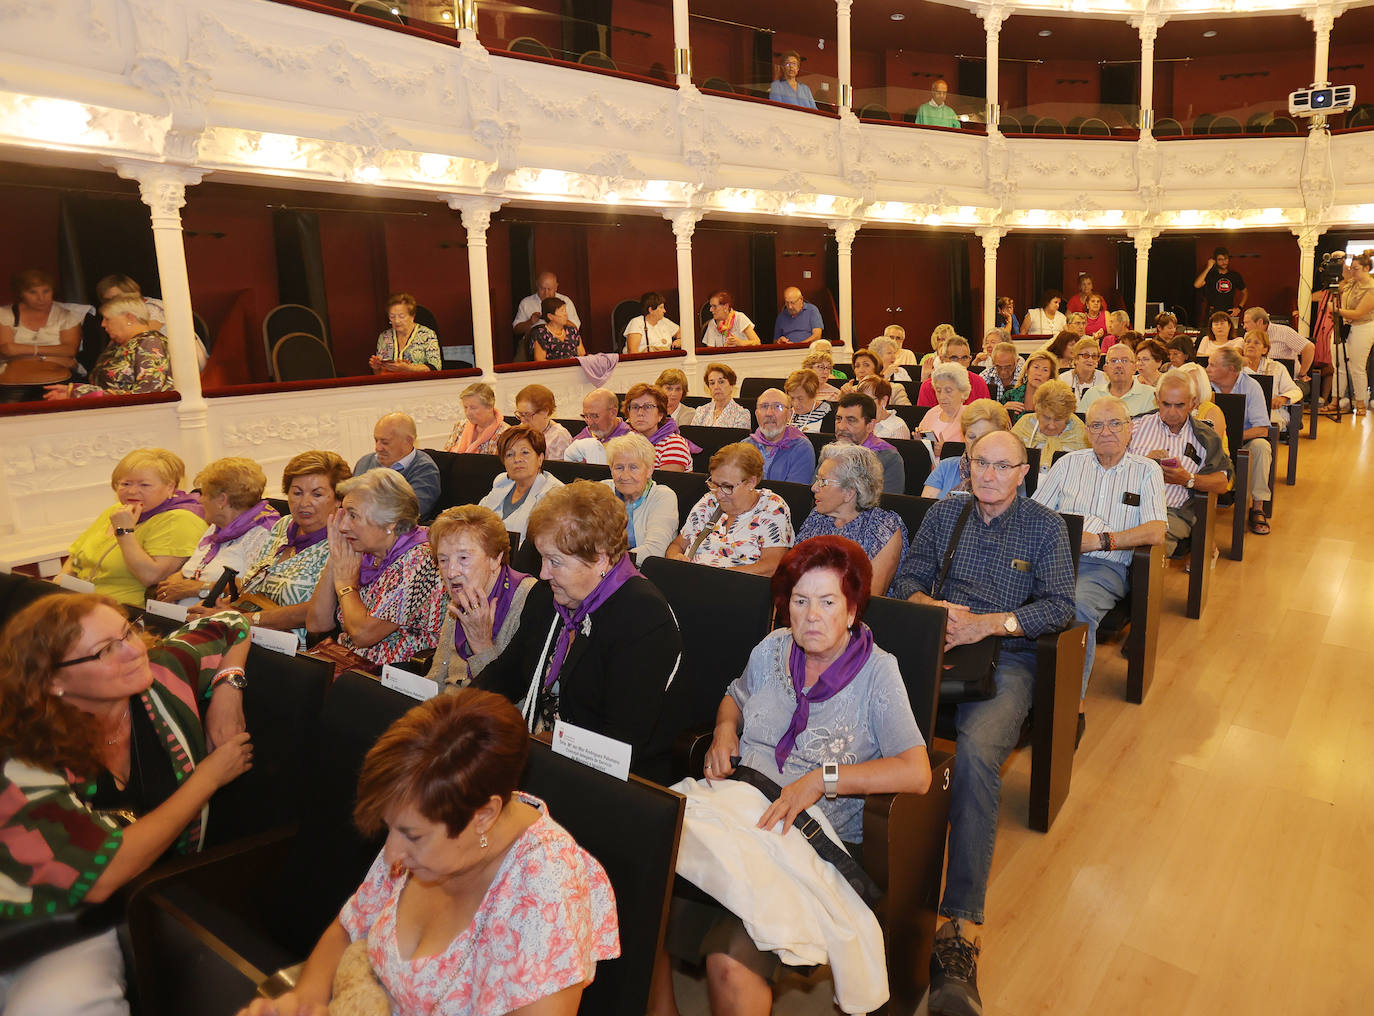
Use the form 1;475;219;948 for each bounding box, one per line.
1038;29;1053;37
890;13;905;20
1202;30;1217;38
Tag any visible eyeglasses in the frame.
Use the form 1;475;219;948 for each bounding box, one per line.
757;402;787;412
1105;357;1134;366
970;457;1023;475
812;476;843;489
706;478;739;497
1086;419;1128;433
57;619;145;668
515;410;543;421
948;354;972;364
627;402;659;413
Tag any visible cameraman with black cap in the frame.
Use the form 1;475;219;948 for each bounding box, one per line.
1194;246;1249;323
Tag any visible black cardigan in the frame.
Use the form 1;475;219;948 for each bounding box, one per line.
472;576;683;783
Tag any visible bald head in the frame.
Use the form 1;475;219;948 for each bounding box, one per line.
756;387;792;437
581;387;621;438
373;412;417;466
535;272;559;300
783;287;805;315
977;429;1026;467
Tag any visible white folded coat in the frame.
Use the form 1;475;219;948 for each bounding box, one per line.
671;777;888;1015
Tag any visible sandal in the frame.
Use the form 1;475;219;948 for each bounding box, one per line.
1248;508;1271;536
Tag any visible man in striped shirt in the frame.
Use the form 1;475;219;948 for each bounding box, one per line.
1033;397;1166;702
1128;373;1232;557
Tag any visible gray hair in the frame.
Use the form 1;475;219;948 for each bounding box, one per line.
336;468;420;532
1212;347;1244;372
604;432;655;472
1246;306;1271;325
1109;310;1131;326
932;361;972;396
818;442;884;511
460;382;496;407
868;335;901;360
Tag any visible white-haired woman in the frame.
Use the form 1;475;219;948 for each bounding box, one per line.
917;362;972;453
602;433;679;563
868;334;912;382
796;443;907;596
306;468;444;673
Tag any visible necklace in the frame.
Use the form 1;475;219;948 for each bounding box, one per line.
106;705;131;745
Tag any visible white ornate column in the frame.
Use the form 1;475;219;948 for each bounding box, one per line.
1132;228;1158;331
1293;225;1323;338
828;220;860;355
447;196;505;377
664;209;702;364
112;161;209;467
836;0;852;113
977;227;1005;334
1132;15;1161;135
453;0;478;43
1308;8;1335;89
982;6;1009;133
672;0;691;87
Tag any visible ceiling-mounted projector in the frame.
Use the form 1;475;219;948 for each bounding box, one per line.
1289;84;1356;117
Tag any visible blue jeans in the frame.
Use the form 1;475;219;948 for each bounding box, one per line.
940;648;1036;925
1075;556;1131;698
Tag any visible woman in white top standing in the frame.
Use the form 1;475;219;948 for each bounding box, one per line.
623;291;681;353
1023;290;1067;336
1332;250;1374;416
0;268;85;401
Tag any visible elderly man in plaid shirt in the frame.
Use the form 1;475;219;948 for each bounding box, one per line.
891;430;1076;1016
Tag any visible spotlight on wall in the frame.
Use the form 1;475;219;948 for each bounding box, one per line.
1202;30;1217;38
1038;29;1052;37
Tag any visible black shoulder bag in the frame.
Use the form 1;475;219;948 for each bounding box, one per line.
933;499;1000;704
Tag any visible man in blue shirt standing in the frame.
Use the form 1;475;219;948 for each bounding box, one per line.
772;287;824;345
891;430;1076;1016
1206;346;1273;535
353;412;441;518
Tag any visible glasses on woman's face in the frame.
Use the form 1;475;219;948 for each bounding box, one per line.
515;409;544;423
812;475;843;490
706;477;739;497
628;401;659;414
57;619;145;668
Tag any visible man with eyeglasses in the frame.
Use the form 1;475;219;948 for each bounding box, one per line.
916;336;992;407
745;388;815;483
833;392;904;494
978;340;1024;401
1033;398;1166;711
1079;343;1157;416
1127;372;1233;558
1205;345;1274;536
564;388;630;465
772;286;824;345
890;430;1075;1016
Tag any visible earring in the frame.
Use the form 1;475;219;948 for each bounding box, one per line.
479;832;489;850
599;571;606;578
53;688;64;697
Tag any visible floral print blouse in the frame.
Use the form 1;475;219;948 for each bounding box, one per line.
339;793;620;1016
375;324;441;371
691;400;752;429
71;332;174;398
678;489;794;568
529;322;582;360
240;517;331;646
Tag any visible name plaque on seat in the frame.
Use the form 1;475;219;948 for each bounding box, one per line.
56;574;95;594
552;719;631;782
251;625;299;656
145;598;190;623
380;664;439;701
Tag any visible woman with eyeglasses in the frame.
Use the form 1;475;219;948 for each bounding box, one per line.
0;594;255;1010
796;444;907;596
368;292;440;373
668;443;794;576
513;383;572;461
1011;379;1089;466
626;383;694;472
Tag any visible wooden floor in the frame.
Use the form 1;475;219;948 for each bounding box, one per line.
675;410;1374;1015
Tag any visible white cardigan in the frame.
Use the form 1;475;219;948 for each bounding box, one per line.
479;471;564;538
600;480;679;563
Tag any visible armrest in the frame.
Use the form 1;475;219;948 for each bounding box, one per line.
1125;544;1162;704
1186;490;1217;619
1029;624;1087;831
1229;445;1249;561
671;728;712;782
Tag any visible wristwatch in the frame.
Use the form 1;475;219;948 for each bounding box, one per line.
1003;612;1019;636
822;762;839;800
1186;471;1196;489
216;668;247;691
198;586;211;600
113;527;135;537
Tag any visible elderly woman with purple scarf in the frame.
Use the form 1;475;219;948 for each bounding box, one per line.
472;481;682;783
424;504;536;688
305;468;444;674
188;451;351;648
154;457;279;605
624;382;699;472
649;537;931;1016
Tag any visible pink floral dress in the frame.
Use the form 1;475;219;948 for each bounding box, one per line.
339;794;620;1015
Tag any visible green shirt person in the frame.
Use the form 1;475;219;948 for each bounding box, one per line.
915;78;961;128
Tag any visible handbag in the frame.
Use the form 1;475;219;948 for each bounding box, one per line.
933;499;999;705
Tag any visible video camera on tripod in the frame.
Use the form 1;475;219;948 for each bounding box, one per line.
1316;249;1348;290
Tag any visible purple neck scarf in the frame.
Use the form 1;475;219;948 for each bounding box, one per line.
543;553;639;690
646;417;702;453
751;425;805;452
776;624;875;770
572;419;632;444
862;434;896;454
199;501;280;565
139;490;204;523
359;527;428;586
284;520;329;555
453;564;529;660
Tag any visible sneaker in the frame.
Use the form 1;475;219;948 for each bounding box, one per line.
929;920;983;1016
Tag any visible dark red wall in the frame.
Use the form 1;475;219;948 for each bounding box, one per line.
0;189;62;300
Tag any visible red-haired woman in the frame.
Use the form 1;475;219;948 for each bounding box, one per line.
651;536;932;1016
242;689;619;1016
0;594;254;1012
